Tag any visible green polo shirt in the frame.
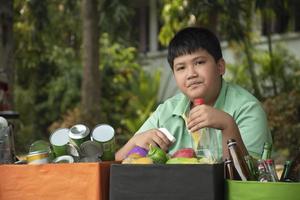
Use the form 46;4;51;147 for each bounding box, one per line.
136;79;272;159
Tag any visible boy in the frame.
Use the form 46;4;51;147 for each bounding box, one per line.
115;27;272;161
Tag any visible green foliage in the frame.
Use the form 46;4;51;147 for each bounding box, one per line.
99;34;161;148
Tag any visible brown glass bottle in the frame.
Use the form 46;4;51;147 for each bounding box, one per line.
227;139;253;181
224;158;235;180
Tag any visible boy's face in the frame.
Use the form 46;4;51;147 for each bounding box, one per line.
173;49;225;105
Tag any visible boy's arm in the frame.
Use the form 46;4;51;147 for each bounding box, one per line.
187;102;271;160
187;105;250;159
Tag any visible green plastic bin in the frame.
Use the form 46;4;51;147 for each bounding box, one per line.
226;180;300;200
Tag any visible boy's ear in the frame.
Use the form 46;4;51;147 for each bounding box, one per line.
217;58;225;75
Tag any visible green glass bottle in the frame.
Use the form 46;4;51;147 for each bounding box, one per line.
280;160;292;182
261;142;272;160
286;148;300;182
244;155;258;180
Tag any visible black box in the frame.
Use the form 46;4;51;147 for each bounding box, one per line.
109;164;224;200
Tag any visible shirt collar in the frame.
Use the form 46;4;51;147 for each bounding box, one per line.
173;93;190;117
213;78;227;110
172;78;227;117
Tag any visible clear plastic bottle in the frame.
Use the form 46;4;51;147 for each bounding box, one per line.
265;159;279;182
190;98;219;163
257;159;272;182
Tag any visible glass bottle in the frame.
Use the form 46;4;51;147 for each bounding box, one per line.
261;142;272;160
280;160;292;182
286;148;300;182
227;139;253;181
244;155;258;180
224;158;235;180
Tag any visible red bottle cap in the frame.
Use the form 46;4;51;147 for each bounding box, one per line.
193;98;205;105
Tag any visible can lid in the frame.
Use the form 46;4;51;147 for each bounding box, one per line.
69;124;90;139
92;124;115;142
265;159;274;164
28;150;49;156
53;155;74;163
80;140;103;158
193;98;205;106
50;128;70;146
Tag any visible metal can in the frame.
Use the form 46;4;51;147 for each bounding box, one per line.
27;150;49;165
68;124;90;148
91;124;116;161
49;128;70;157
79;140;103;162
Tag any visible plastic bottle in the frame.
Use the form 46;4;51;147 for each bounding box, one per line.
265;159;279;182
257;159;272;182
227;139;253;181
190;98;219;163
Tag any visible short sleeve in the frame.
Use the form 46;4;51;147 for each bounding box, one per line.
135;104;162;134
235;101;272;159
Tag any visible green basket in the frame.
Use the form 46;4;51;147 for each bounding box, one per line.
226;180;300;200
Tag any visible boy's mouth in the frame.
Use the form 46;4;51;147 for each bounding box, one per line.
187;81;203;88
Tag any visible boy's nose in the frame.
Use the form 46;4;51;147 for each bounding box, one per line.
187;65;197;79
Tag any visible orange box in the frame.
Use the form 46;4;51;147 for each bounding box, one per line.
0;161;118;200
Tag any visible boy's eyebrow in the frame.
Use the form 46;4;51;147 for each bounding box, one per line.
174;55;207;67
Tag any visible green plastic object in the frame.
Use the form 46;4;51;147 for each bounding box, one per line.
226;180;300;200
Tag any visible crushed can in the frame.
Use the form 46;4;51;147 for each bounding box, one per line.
68;124;90;148
27;150;49;165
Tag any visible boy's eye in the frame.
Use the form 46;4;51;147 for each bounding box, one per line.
175;66;185;71
195;60;205;65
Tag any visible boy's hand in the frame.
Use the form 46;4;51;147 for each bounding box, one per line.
187;104;231;132
131;129;171;152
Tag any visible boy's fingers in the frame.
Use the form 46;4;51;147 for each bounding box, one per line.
152;135;168;151
156;130;170;144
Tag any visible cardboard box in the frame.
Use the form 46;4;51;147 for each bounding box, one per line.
110;164;224;200
0;161;118;200
225;180;300;200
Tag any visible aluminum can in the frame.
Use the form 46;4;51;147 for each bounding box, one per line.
49;128;70;157
68;124;90;148
27;150;49;165
91;124;115;161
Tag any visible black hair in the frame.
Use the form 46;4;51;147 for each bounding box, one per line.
167;27;223;69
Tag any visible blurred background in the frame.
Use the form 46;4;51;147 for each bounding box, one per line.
0;0;299;163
